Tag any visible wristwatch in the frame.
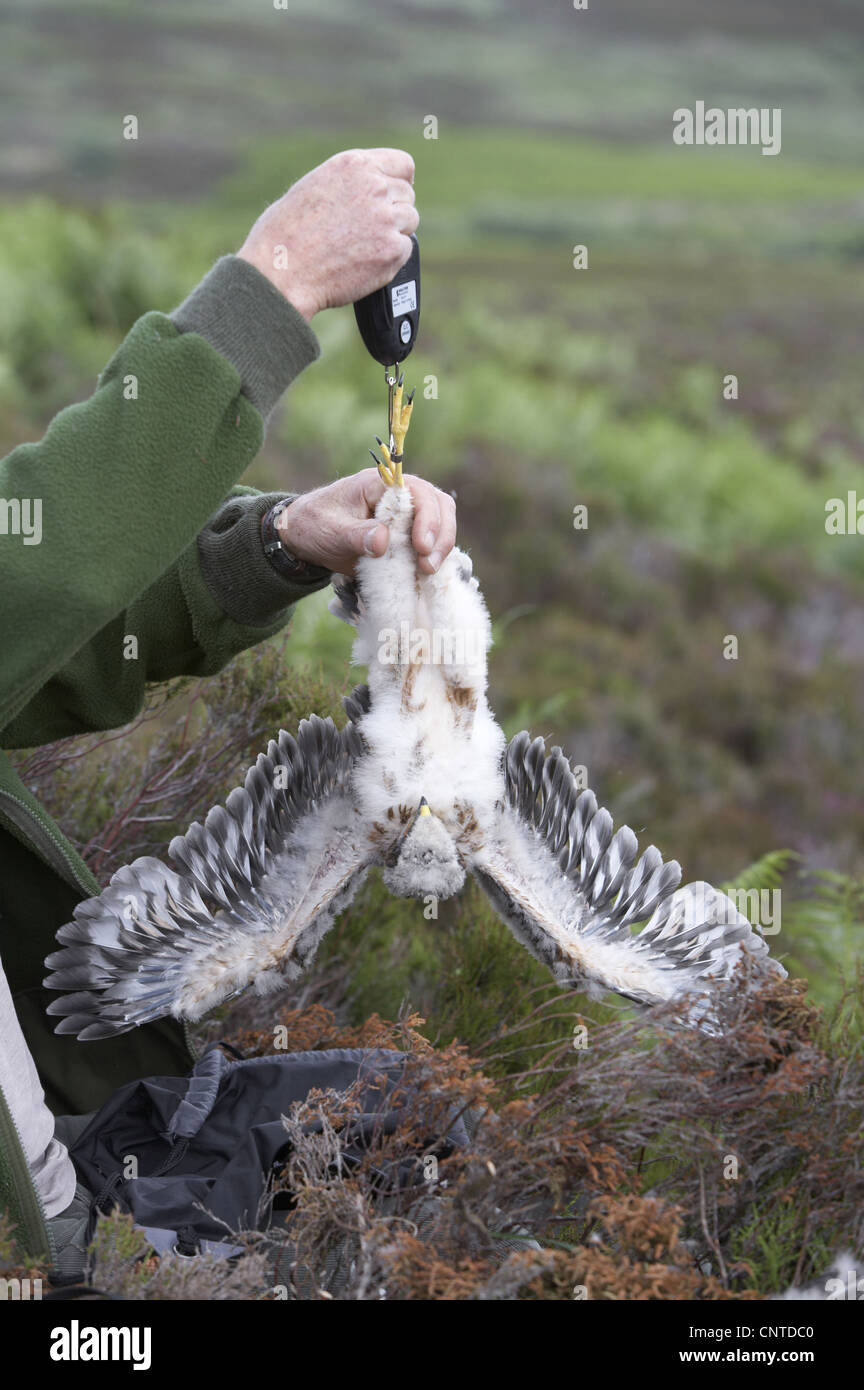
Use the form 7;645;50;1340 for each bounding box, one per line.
260;499;331;583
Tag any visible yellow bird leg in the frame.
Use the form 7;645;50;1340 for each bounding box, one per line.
377;447;394;492
371;437;395;487
388;380;415;487
372;375;415;488
389;380;404;486
399;394;414;438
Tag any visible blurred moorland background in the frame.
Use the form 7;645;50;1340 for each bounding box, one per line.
2;0;864;1297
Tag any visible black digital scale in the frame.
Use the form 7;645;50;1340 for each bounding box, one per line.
353;232;420;369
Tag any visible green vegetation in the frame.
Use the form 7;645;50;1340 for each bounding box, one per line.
3;8;863;1004
11;649;864;1297
2;0;862;1296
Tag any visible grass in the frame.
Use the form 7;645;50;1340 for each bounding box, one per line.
2;128;863;917
1;0;863;1299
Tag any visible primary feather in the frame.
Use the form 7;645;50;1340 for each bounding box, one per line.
45;484;783;1038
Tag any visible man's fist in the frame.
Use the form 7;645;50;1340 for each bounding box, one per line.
278;470;456;577
237;148;418;321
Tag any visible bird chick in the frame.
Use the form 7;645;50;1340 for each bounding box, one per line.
381;798;466;901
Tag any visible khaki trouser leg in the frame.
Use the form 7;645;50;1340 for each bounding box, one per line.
0;953;76;1217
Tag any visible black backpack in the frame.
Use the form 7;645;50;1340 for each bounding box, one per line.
70;1044;469;1260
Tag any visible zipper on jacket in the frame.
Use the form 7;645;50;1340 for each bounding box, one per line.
182;1019;199;1061
0;789;97;897
0;1079;56;1268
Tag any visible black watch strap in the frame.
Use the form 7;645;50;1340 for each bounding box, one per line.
260;499;331;583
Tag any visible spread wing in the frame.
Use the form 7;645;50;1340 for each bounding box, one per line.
470;732;784;1010
44;712;369;1040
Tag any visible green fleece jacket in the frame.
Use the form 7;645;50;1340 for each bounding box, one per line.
0;255;329;1122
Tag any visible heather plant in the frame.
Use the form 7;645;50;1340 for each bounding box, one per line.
2;0;863;1304
0;1210;43;1290
231;971;863;1300
5;188;864;897
7;649;863;1299
83;1210;273;1302
12;636;346;883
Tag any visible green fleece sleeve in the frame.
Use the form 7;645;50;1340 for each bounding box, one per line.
0;484;334;746
194;486;332;631
0;261;325;745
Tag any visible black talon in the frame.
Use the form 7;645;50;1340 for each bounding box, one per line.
398;372;404;386
374;435;384;446
407;388;416;405
369;449;383;466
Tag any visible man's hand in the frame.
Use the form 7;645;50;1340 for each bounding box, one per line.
278;470;456;577
237;148;418;321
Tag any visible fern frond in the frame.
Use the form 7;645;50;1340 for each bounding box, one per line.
721;849;798;898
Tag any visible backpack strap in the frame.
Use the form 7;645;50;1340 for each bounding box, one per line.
165;1047;227;1141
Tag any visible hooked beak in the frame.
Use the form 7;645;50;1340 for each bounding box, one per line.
383;797;432;868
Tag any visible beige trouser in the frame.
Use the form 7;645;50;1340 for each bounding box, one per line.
0;954;76;1217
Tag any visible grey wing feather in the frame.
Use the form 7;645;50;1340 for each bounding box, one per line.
44;715;366;1040
471;731;784;1009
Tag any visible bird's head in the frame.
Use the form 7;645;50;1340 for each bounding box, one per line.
381;798;466;901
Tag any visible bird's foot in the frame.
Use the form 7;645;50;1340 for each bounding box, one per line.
369;372;415;487
371;437;402;488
